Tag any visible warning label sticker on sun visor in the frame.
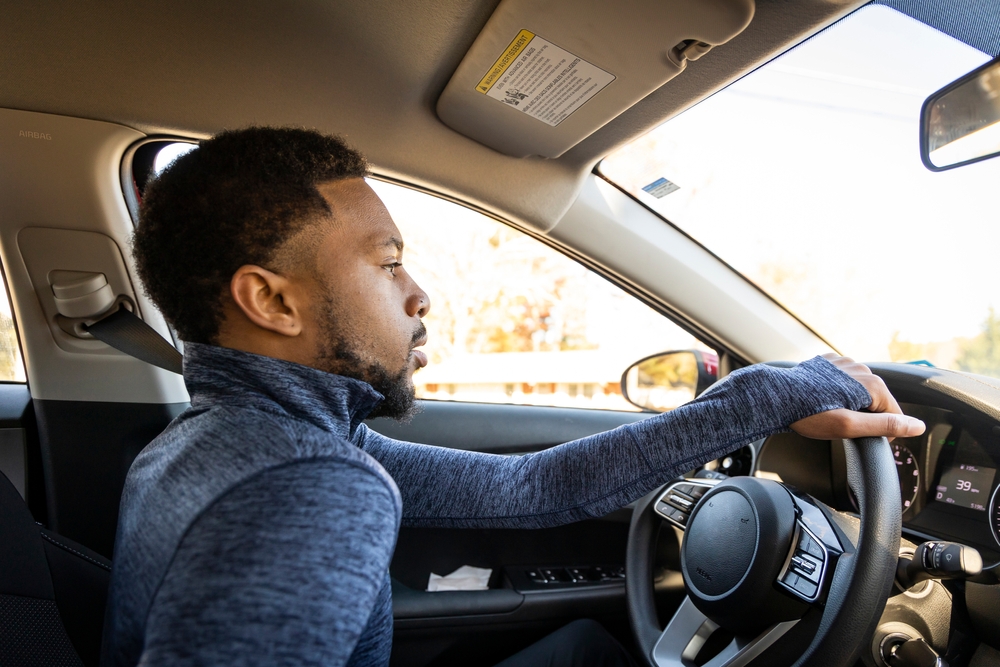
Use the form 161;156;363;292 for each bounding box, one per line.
476;29;615;127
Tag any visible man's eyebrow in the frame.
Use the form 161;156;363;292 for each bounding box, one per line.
374;236;404;252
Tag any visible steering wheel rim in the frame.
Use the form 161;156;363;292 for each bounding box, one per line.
626;437;901;667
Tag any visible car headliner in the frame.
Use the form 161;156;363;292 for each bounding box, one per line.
0;0;867;231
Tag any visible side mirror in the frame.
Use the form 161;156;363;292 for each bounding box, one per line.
921;55;1000;171
620;350;718;412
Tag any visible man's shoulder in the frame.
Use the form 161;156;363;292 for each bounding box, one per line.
119;402;399;541
132;402;380;488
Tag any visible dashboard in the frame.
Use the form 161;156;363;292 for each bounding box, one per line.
890;403;1000;561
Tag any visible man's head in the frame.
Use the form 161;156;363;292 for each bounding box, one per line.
133;127;429;419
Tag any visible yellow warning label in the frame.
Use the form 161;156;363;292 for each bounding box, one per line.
474;30;616;127
476;29;535;94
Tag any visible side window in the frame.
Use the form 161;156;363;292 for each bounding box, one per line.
371;180;714;412
0;273;25;382
125;140;198;223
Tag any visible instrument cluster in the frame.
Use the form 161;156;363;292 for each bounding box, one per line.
860;403;1000;560
754;401;1000;562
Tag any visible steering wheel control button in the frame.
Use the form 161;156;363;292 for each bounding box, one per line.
790;555;814;574
653;479;718;530
777;520;828;603
792;576;818;598
798;531;825;559
673;483;708;500
666;491;693;510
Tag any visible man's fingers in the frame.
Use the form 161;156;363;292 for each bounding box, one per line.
791;409;925;440
796;355;919;441
824;355;904;415
855;373;903;415
842;411;926;439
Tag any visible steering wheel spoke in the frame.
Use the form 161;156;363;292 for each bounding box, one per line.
651;597;799;667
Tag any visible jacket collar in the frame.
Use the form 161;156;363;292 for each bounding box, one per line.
182;342;384;440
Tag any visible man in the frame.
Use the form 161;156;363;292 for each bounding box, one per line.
102;127;924;667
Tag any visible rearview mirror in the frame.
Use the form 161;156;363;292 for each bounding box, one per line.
620;350;718;412
921;56;1000;171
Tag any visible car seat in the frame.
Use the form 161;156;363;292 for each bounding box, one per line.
0;469;111;667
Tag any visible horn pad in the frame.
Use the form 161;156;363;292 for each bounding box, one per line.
680;477;808;634
683;490;757;596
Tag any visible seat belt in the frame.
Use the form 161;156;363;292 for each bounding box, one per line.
85;308;183;375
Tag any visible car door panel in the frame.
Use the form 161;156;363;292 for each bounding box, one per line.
0;384;33;502
368;400;653;666
366;399;649;454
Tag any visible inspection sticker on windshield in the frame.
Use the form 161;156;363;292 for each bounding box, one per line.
642;177;680;198
476;29;615;127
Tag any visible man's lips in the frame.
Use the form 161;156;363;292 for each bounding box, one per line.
411;333;428;369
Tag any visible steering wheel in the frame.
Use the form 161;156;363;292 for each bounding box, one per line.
626;437;901;667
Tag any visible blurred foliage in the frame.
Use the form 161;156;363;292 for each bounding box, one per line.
956;308;1000;378
0;313;20;380
888;333;925;364
888;309;1000;380
463;233;597;354
636;352;697;389
402;222;598;360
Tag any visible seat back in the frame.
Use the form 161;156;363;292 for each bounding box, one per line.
0;471;111;667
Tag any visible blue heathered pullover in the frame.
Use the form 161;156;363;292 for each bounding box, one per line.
101;343;871;666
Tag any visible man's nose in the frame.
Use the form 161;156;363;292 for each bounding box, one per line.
406;282;430;318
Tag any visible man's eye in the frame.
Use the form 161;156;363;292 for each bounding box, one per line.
384;262;402;275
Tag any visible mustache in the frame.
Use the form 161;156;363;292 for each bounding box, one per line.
410;322;427;348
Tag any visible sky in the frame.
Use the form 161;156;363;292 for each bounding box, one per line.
601;6;999;363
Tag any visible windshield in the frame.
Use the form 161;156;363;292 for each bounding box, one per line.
600;5;1000;379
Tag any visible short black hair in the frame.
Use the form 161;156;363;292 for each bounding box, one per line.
133;127;368;344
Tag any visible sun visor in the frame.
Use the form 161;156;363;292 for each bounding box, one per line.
437;0;754;158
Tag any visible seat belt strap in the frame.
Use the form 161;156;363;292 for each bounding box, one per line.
84;308;183;375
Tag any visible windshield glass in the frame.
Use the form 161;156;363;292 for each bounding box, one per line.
600;5;1000;379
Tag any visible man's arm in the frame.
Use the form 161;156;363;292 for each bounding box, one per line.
139;459;400;667
359;356;875;529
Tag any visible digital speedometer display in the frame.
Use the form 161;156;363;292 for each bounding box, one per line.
936;464;996;511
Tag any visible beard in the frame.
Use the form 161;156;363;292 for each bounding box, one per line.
314;290;424;421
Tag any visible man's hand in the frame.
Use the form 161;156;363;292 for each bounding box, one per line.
790;354;925;440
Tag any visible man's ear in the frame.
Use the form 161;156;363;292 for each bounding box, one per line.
229;265;303;337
